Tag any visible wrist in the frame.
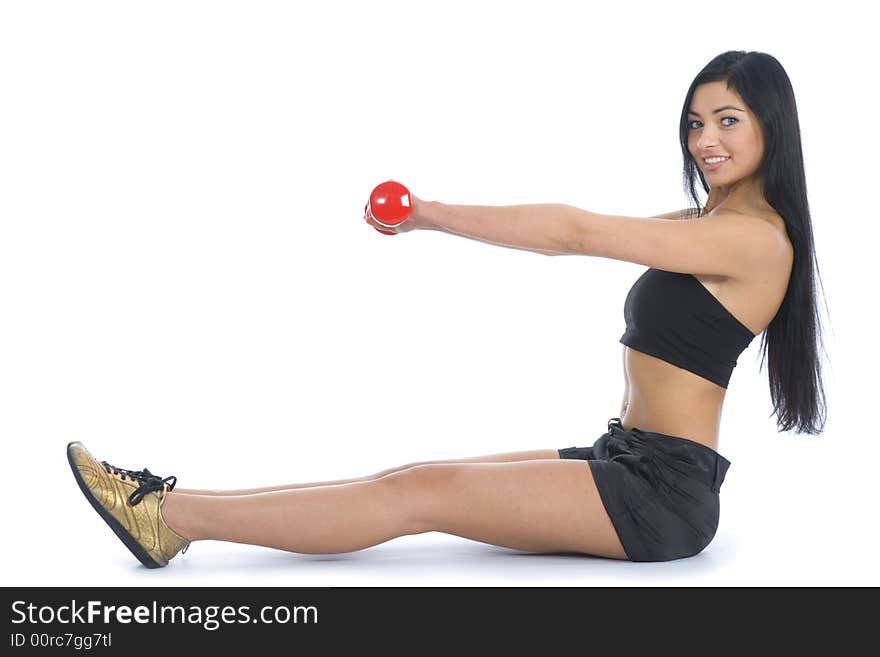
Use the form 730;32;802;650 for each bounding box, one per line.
412;198;442;231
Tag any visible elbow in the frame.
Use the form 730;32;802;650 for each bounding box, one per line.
561;205;590;256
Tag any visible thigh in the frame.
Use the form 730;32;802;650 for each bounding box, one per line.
388;460;628;560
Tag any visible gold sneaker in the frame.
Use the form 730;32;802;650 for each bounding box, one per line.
66;442;190;568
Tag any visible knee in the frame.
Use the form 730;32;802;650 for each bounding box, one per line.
373;461;421;479
382;464;456;533
383;463;449;494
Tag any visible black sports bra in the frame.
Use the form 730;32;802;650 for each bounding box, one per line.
619;268;757;388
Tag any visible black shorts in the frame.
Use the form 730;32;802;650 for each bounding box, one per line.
558;417;731;562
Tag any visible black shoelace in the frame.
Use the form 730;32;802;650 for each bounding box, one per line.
100;462;178;506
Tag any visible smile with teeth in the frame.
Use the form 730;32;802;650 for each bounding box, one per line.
704;156;730;164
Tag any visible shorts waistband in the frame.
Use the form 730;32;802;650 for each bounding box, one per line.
605;417;731;493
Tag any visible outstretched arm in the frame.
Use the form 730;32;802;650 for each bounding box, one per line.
414;199;777;279
417;200;582;256
397;196;699;256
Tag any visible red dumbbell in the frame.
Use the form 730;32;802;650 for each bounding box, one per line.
365;180;412;235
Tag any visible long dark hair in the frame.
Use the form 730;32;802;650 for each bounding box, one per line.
677;51;828;435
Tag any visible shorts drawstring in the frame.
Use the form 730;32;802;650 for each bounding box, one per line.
604;417;729;493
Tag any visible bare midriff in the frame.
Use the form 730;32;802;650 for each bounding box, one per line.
620;345;727;452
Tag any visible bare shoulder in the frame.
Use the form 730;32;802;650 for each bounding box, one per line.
723;209;793;293
749;209;792;269
707;210;792;335
720;208;791;268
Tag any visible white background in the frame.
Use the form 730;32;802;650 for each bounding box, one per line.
1;0;877;586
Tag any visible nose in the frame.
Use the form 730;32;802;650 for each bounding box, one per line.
696;126;721;151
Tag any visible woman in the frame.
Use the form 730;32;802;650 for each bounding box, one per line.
67;50;826;567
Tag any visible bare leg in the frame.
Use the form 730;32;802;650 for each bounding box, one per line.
160;459;627;559
172;448;560;495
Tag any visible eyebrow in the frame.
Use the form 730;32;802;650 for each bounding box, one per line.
688;105;745;117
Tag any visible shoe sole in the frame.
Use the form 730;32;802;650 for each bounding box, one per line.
66;442;164;569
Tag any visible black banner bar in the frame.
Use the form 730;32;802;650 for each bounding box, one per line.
1;587;871;650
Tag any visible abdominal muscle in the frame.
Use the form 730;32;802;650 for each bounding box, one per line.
620;345;726;451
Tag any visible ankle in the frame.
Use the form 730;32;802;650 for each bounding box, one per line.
161;492;200;542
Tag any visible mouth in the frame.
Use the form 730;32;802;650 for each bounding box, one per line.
702;156;730;171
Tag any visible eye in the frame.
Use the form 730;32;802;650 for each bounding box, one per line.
688;117;738;129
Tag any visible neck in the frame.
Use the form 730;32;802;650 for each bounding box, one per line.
705;176;770;217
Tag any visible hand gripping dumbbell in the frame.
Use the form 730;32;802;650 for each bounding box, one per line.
364;180;412;235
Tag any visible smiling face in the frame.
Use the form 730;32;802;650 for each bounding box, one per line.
687;81;766;202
